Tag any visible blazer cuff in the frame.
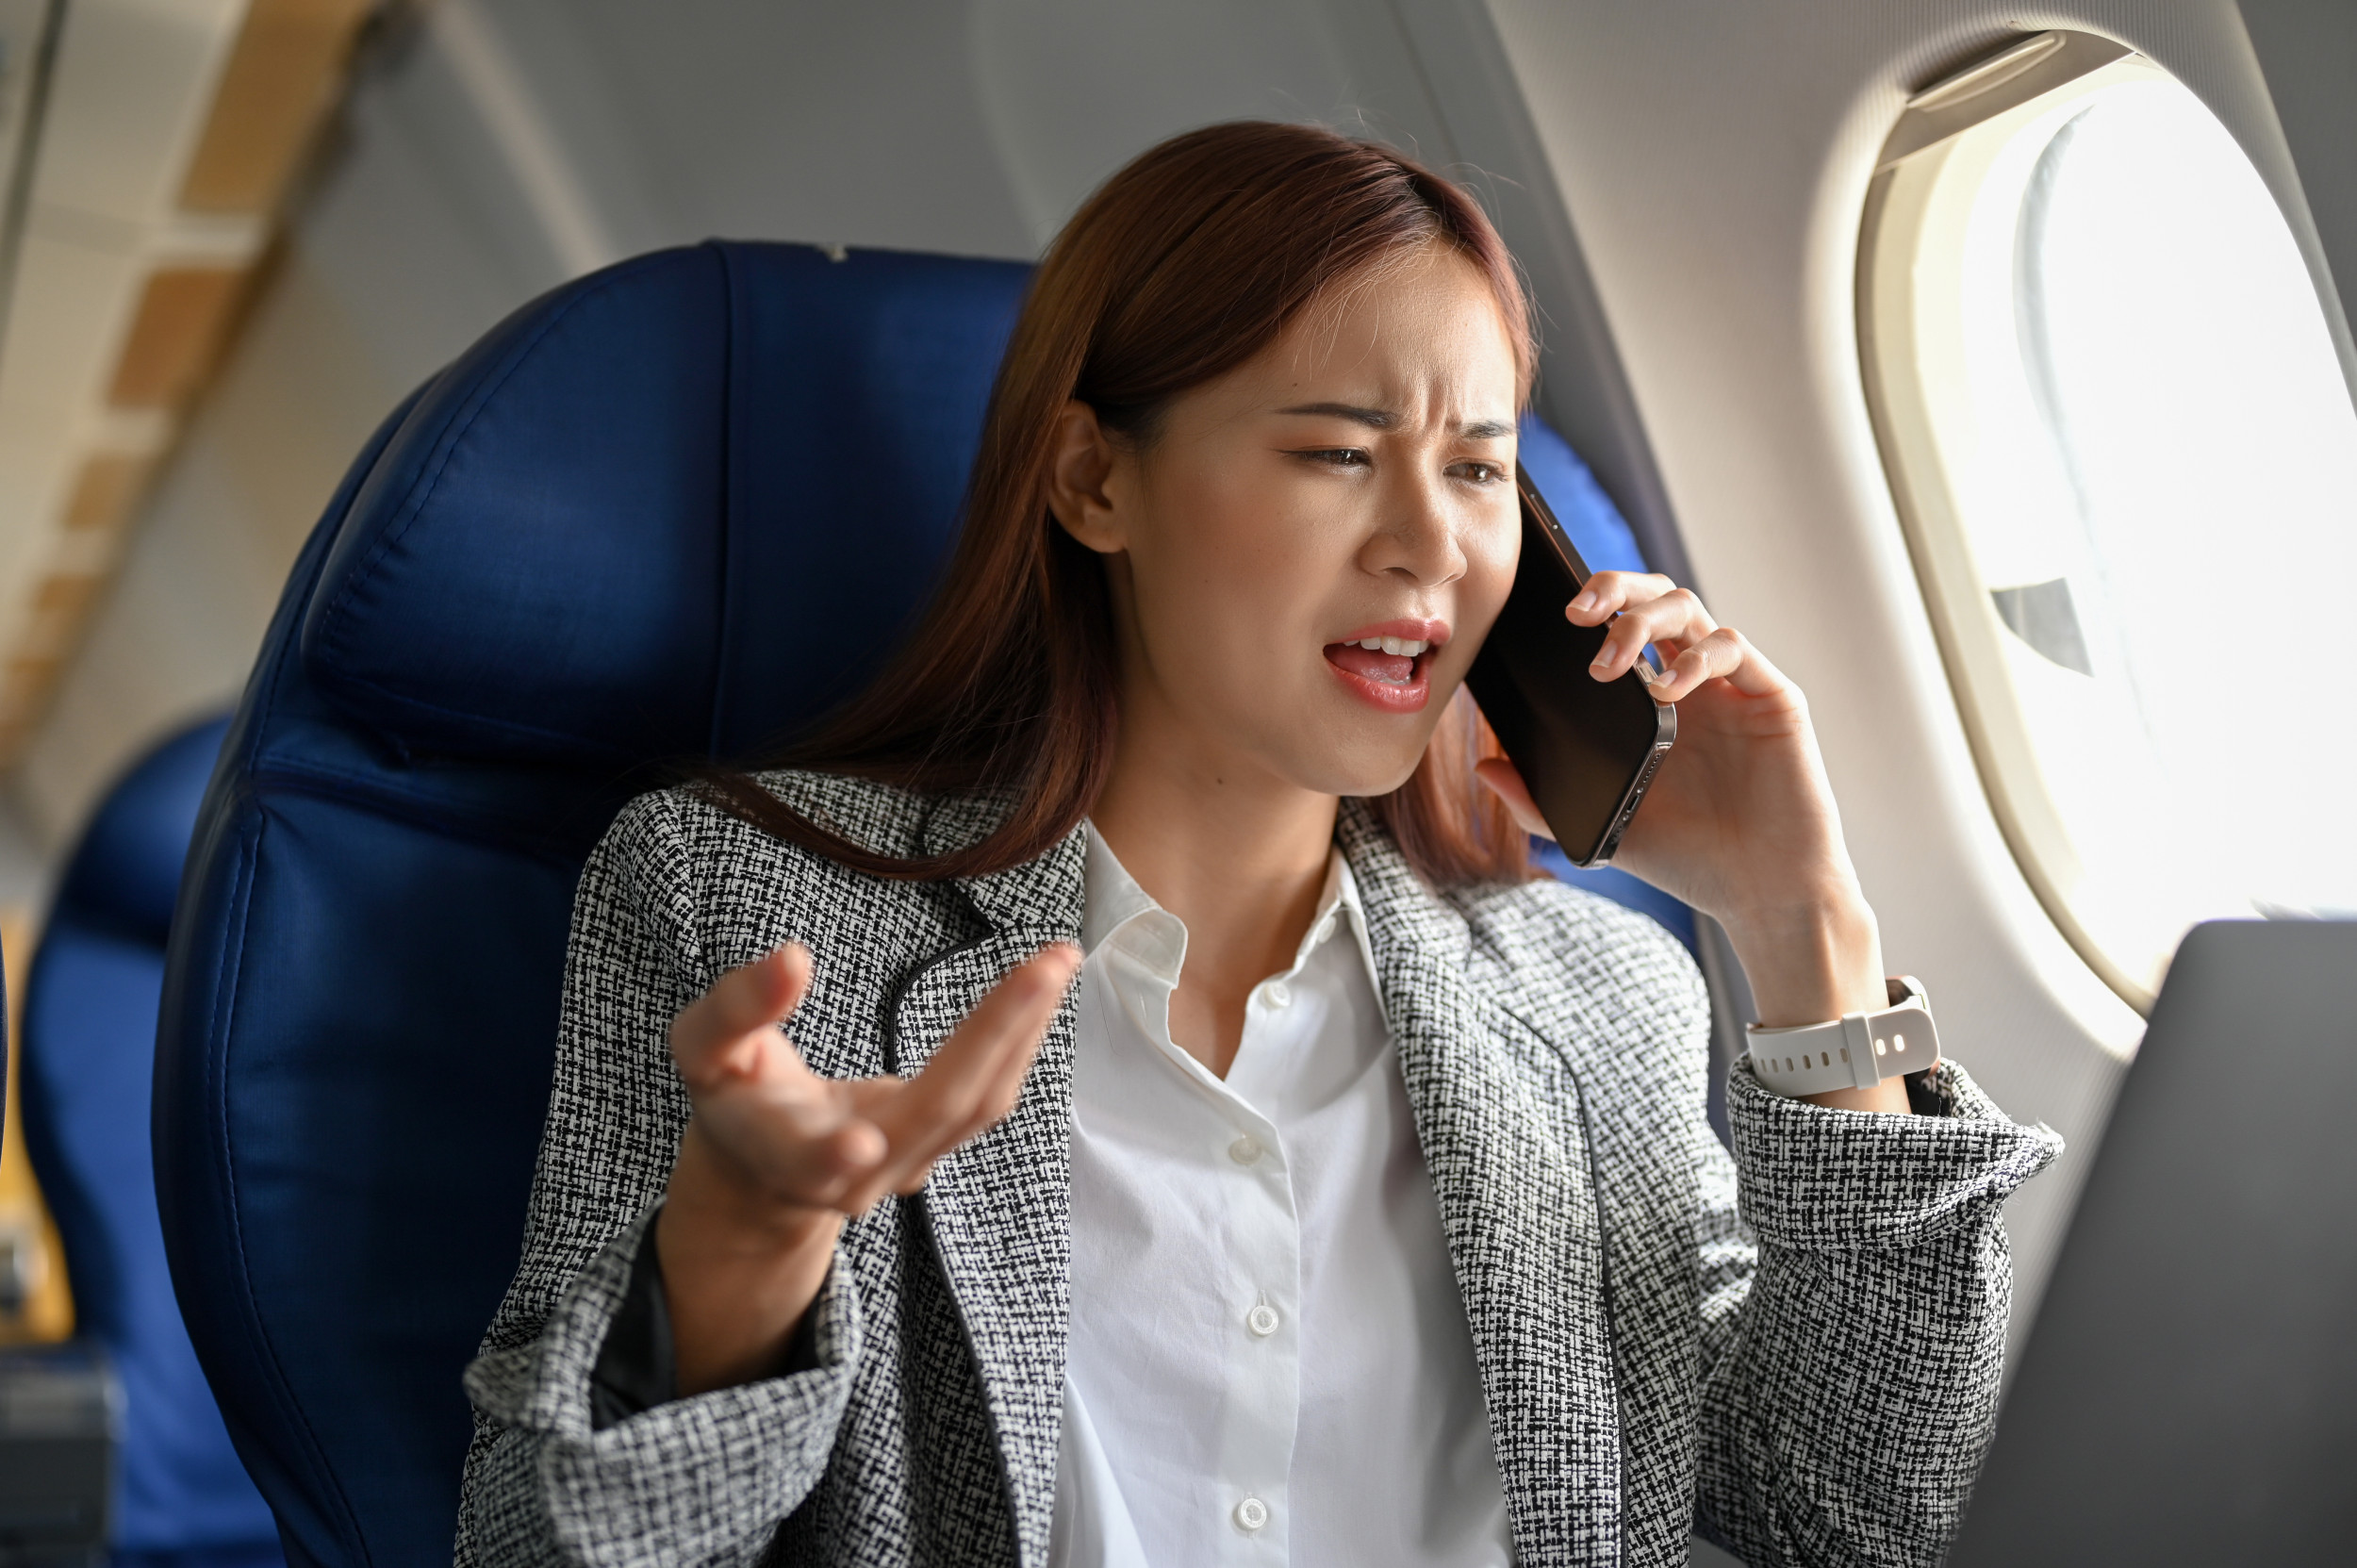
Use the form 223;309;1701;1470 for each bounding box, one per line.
1728;1057;2063;1252
588;1209;831;1431
464;1206;862;1558
464;1197;863;1433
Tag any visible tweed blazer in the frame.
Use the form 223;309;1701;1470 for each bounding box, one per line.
454;772;2060;1568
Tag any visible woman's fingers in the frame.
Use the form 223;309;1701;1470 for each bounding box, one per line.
869;944;1080;1144
857;944;1080;1200
684;943;1080;1218
1575;580;1715;682
1565;573;1789;701
670;945;891;1205
1474;757;1553;840
670;944;816;1089
1649;626;1742;701
1565;570;1679;624
1653;625;1790;700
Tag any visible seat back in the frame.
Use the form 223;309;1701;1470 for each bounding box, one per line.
20;714;285;1563
153;239;1678;1567
155;243;1032;1567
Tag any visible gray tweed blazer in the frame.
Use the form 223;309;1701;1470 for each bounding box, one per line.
454;772;2059;1568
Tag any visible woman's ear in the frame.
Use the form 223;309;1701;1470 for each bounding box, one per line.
1046;400;1128;554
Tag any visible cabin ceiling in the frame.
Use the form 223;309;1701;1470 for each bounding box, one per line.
0;0;371;771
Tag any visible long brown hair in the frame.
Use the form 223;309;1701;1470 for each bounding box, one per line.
700;122;1538;885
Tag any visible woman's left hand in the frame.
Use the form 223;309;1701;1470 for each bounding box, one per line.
1475;573;1908;1111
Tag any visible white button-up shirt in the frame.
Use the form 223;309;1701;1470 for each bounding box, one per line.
1049;826;1514;1567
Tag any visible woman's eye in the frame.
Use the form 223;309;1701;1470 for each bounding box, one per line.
1294;448;1370;469
1452;460;1508;485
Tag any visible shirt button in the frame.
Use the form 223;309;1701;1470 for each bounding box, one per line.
1234;1495;1271;1532
1246;1303;1281;1337
1261;980;1292;1008
1228;1134;1263;1165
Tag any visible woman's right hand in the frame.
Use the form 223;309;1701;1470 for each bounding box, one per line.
655;940;1080;1395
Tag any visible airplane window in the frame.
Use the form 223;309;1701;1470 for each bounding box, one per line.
1858;33;2357;1007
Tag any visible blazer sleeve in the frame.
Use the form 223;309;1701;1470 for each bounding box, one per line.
1690;1057;2063;1568
453;792;864;1567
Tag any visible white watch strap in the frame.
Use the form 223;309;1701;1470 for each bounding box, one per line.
1744;976;1940;1098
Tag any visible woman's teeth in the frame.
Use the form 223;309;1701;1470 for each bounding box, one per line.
1326;637;1426;688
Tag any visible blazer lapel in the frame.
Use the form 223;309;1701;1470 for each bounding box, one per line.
1338;802;1624;1568
891;801;1086;1568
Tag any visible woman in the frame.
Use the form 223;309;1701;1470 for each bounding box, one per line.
456;123;2057;1568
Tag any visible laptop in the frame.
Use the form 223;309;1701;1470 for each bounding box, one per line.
1945;918;2357;1563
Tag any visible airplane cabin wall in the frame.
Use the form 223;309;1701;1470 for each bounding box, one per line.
2235;0;2357;391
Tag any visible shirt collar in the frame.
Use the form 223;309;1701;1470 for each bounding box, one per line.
1080;822;1160;957
1081;821;1372;992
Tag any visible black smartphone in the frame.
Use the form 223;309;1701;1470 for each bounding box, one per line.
1464;466;1676;867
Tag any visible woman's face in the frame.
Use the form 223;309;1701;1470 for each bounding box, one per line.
1051;246;1523;800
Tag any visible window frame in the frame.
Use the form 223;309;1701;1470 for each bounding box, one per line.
1856;30;2208;1013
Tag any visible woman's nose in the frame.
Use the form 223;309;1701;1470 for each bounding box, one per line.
1360;473;1469;586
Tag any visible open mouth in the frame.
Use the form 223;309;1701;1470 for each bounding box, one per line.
1323;622;1446;713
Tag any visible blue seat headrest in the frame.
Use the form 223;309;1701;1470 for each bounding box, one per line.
51;718;231;948
300;243;1033;766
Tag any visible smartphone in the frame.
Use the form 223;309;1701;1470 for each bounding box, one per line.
1463;465;1676;867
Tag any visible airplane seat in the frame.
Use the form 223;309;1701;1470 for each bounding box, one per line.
18;712;285;1568
150;239;1689;1568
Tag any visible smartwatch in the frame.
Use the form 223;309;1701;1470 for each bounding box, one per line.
1744;976;1940;1098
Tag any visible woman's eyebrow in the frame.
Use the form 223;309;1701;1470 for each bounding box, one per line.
1277;402;1516;439
1278;401;1396;427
